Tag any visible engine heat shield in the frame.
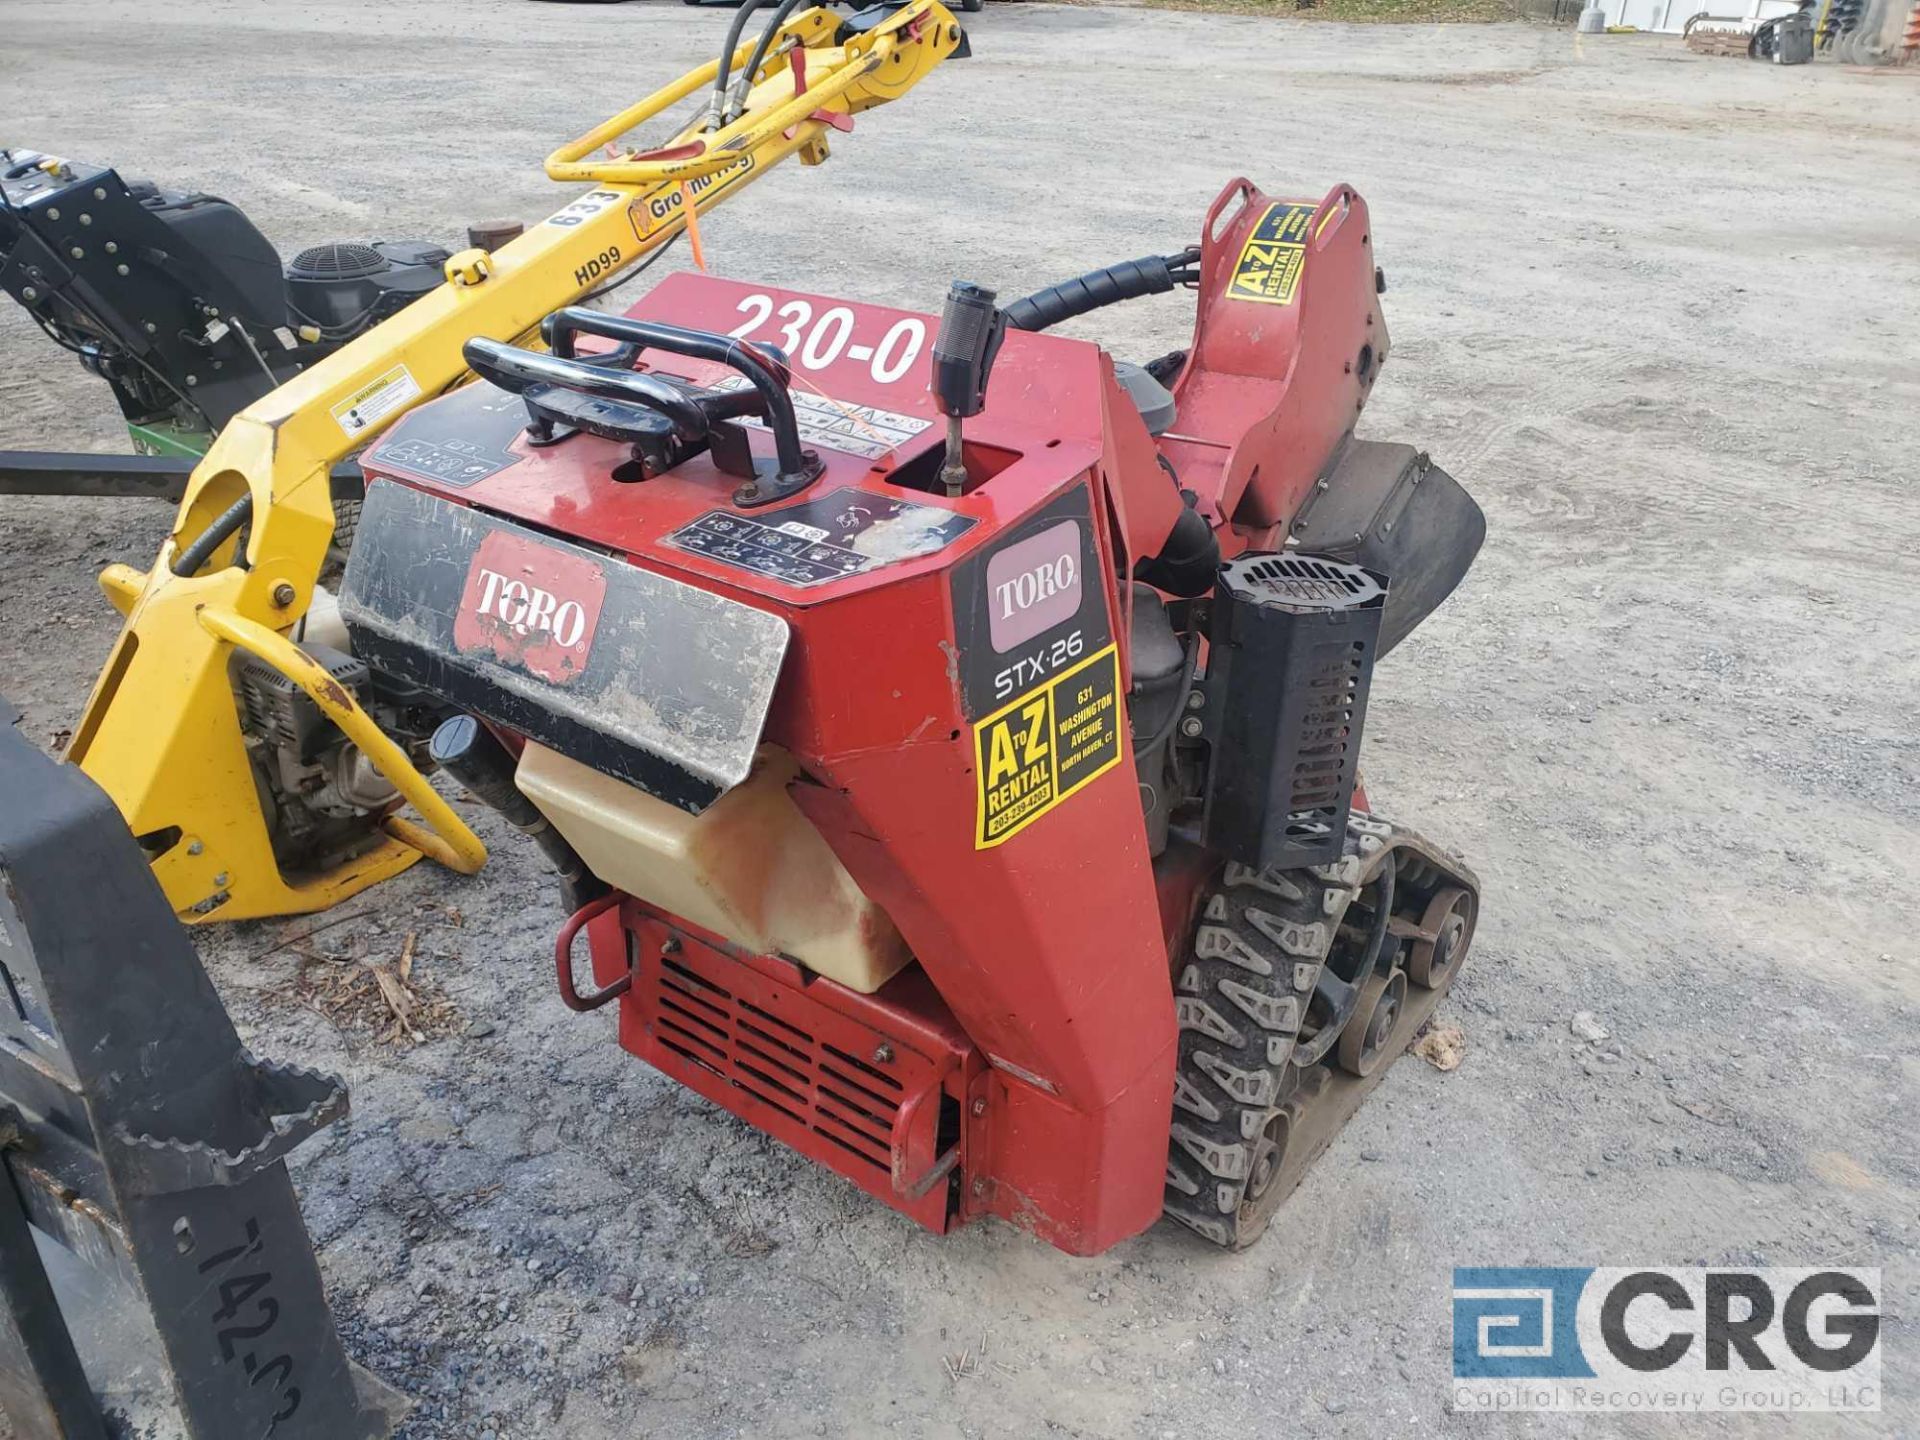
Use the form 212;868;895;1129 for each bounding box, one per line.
339;479;788;812
1200;553;1385;869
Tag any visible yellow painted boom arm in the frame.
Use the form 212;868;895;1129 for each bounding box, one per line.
67;3;959;923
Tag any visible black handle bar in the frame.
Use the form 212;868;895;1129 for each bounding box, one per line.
541;308;812;481
462;339;716;436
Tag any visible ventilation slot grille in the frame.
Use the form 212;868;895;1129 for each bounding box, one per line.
652;956;903;1176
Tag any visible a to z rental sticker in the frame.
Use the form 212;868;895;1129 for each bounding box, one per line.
949;488;1126;849
974;644;1124;848
331;364;422;439
1226;201;1318;307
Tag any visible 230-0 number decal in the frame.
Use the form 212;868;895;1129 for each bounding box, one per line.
727;294;926;386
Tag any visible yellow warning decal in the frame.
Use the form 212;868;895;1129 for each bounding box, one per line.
1226;202;1318;307
330;363;421;439
973;644;1124;849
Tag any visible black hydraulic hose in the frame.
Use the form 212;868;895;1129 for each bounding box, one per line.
1003;250;1200;334
1134;500;1219;599
711;0;775;124
171;492;253;577
728;0;813;124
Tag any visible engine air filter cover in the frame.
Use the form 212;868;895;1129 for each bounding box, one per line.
1200;553;1386;869
286;242;387;280
1221;552;1387;612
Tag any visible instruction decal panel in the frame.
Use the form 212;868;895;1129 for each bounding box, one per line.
366;382;527;488
709;375;931;459
664;488;974;589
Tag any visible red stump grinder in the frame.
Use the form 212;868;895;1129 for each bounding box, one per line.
336;178;1484;1254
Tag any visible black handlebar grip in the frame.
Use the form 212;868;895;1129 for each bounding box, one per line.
931;281;1008;420
1002;255;1181;334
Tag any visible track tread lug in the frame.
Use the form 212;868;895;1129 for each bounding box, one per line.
1170;1068;1224;1122
1194;923;1274;976
1221;863;1306;902
1216;977;1300;1034
1168;1124;1249;1180
1193;1048;1281;1108
1246;906;1333;960
1175;996;1244;1046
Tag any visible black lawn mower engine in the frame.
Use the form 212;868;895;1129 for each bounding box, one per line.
0;147;450;453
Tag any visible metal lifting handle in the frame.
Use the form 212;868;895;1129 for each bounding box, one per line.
556;892;631;1012
543;307;813;480
463;338;719;437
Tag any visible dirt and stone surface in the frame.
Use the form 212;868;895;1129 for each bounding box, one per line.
2;2;1916;1435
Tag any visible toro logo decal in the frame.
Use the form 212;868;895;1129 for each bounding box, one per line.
986;519;1081;653
453;531;606;686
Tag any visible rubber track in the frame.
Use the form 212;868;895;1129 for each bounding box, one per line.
1162;813;1474;1249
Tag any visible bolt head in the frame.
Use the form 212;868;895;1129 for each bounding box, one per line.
872;1043;895;1065
116;264;129;276
970;1098;987;1117
1180;716;1204;738
104;241;117;253
68;246;83;260
213;872;229;888
93;187;106;200
185;374;198;386
20;287;35;302
46;208;58;221
143;322;156;333
270;581;297;608
187;840;204;856
78;213;91;226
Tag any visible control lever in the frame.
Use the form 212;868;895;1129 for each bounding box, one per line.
930;280;1007;499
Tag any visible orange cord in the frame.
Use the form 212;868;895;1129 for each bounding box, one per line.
679;184;708;272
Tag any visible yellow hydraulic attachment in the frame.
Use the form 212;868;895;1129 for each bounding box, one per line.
67;3;961;923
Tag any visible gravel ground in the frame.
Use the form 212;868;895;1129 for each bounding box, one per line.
2;4;1917;1437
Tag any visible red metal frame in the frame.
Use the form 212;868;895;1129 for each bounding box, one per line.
362;176;1387;1255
